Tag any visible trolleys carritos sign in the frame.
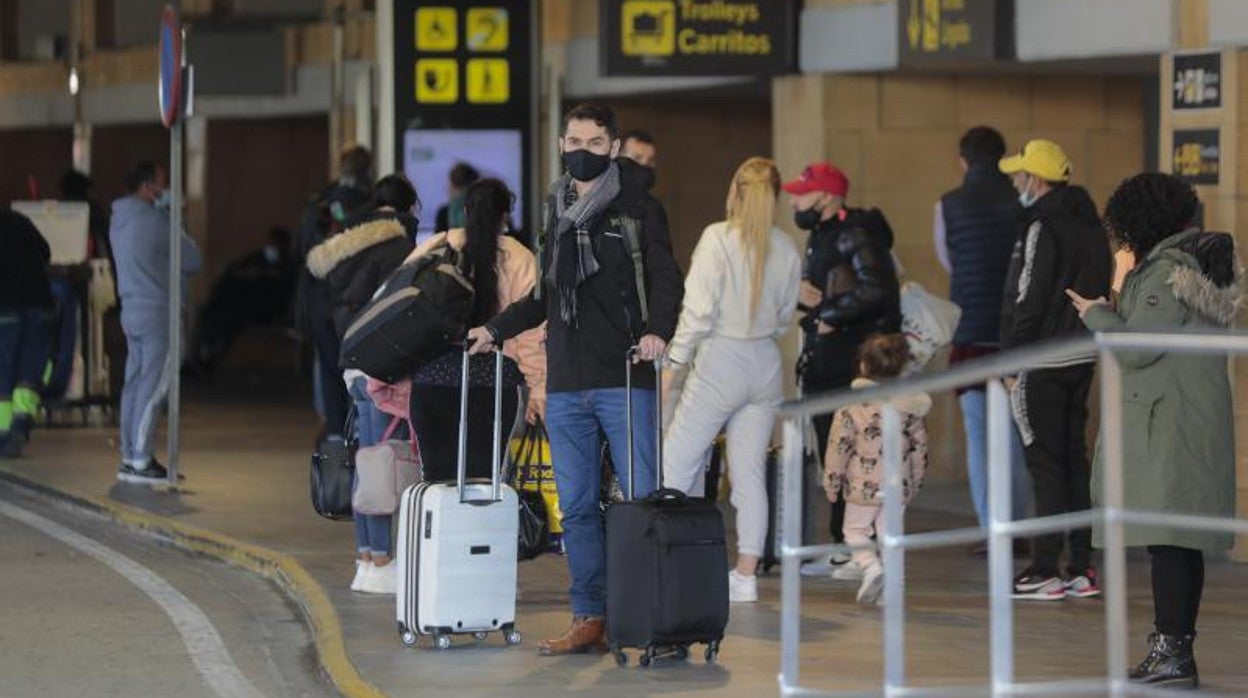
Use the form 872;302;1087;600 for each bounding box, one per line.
600;0;797;76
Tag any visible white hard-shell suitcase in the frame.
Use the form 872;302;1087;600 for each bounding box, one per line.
395;348;521;650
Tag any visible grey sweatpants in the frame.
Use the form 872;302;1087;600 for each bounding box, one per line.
119;308;171;465
663;336;782;558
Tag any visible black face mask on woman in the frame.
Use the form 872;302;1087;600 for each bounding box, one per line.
562;149;611;182
794;206;824;230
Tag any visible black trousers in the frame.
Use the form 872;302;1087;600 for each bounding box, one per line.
411;384;518;484
801;330;867;546
310;315;350;437
1149;545;1205;637
1016;364;1094;576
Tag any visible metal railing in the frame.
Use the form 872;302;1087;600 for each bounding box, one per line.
776;331;1248;697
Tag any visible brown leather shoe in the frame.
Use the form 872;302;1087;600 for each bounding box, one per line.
538;616;607;656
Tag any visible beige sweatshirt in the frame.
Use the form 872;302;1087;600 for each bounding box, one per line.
667;221;801;366
407;230;547;398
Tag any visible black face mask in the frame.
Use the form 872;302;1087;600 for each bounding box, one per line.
794;206;823;230
562;149;612;182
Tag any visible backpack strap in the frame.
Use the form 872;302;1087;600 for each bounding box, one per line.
616;215;649;325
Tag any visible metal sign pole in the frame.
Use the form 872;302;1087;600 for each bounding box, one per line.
167;113;183;488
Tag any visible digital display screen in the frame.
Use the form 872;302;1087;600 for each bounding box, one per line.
403;129;524;238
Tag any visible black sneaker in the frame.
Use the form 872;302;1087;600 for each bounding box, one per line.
118;460;171;485
1012;568;1065;601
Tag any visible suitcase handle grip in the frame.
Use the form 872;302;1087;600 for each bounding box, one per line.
457;340;505;504
643;487;687;504
625;346;664;501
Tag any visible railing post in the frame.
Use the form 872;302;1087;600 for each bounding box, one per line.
779;417;804;695
881;404;906;695
1100;348;1129;696
986;379;1015;696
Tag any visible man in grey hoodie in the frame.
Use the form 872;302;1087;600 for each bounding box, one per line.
109;161;201;484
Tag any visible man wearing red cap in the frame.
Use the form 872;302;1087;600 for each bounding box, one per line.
784;162;901;578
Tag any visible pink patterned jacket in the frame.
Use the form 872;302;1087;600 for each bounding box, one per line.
824;378;931;506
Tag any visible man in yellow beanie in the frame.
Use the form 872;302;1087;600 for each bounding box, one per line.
998;139;1111;602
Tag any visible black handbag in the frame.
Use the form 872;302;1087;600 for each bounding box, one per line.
509;423;550;561
310;409;357;521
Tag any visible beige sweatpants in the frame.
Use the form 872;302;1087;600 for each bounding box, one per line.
663;336;782;558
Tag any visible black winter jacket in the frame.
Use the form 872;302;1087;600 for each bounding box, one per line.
488;159;684;392
801;207;901;339
999;185;1111;362
0;208;52;312
306;215;413;339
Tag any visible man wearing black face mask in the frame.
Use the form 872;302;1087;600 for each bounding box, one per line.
784;161;901;577
467;103;683;656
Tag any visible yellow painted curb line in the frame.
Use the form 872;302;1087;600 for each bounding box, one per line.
0;467;385;698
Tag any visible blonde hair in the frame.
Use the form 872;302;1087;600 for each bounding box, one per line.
726;156;781;319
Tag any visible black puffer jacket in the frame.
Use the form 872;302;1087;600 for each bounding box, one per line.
1000;185;1111;361
488;159;684;393
306;214;413;338
0;208;52;312
802;207;902;337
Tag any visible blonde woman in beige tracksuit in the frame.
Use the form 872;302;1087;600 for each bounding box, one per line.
662;156;801;604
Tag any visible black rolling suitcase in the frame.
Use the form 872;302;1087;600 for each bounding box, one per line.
605;349;729;668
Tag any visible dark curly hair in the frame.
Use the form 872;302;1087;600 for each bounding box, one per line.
1102;173;1199;258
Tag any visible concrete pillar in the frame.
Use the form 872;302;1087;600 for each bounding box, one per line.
771;74;826;400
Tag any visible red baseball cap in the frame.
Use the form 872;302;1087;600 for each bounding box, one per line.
782;162;849;197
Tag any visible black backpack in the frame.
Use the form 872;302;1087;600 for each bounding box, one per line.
339;244;474;383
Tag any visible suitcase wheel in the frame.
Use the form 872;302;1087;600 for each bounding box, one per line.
638;651;651;668
400;630;418;648
611;645;628;667
433;634;452;651
504;628;522;646
705;641;720;664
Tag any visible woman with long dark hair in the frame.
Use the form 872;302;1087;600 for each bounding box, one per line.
1068;173;1242;688
405;179;546;482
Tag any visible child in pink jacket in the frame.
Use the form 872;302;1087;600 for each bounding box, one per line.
824;334;930;605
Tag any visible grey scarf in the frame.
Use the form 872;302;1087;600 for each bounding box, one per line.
546;162;622;324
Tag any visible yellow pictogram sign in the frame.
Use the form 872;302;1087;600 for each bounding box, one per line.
620;0;675;57
466;58;509;104
416;58;459;103
466;8;508;52
416;7;457;52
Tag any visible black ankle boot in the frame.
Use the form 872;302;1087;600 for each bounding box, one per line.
1128;632;1199;689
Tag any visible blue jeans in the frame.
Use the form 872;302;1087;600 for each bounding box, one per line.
960;389;1031;527
546;388;658;617
349;376;395;556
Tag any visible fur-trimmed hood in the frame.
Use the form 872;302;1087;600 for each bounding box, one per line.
306;217;407;279
1157;231;1245;327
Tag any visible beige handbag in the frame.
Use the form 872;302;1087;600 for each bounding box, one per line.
353;418;421;515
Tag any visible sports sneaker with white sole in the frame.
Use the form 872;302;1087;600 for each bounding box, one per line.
360;561;397;595
857;564;884;605
728;570;758;603
1012;569;1066;601
1064;567;1102;599
832;559;864;582
350;560;372;592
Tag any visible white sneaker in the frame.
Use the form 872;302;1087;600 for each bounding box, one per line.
350;560;372;592
856;564;884;605
360;562;397;595
728;570;758;603
800;551;851;577
831;560;864;582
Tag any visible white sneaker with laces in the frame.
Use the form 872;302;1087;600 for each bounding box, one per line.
831;559;864;582
360;562;397;595
856;564;884;605
350;560;372;592
728;570;758;603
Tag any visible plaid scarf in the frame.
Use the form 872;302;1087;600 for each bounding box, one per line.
546;162;621;325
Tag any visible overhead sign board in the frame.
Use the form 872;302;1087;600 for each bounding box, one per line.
1172;51;1222;110
898;0;1014;67
158;4;183;127
1172;129;1220;186
393;0;535;233
600;0;797;77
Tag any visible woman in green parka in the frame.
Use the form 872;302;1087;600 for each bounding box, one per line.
1067;173;1243;690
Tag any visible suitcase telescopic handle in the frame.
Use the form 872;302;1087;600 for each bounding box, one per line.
457;340;505;504
625;346;664;501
